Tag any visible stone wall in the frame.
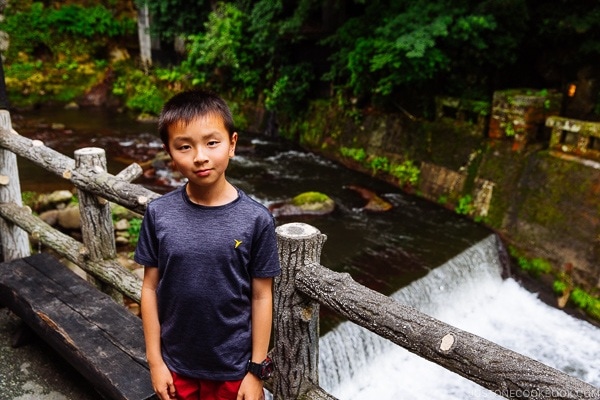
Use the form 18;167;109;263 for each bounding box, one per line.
288;92;600;290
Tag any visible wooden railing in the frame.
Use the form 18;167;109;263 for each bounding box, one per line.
0;110;598;400
0;110;159;302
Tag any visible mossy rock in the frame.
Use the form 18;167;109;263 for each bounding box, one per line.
270;191;335;217
292;192;333;208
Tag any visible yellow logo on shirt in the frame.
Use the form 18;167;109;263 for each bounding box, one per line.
234;239;242;249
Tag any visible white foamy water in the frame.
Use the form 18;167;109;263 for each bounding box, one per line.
319;235;600;399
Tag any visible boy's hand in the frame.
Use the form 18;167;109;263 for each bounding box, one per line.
237;373;265;400
150;362;177;400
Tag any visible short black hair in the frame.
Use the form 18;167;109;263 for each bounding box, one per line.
158;89;235;148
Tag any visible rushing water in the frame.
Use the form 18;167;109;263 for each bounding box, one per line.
319;235;600;399
13;107;600;398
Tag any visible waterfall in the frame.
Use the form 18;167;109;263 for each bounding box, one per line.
319;234;600;399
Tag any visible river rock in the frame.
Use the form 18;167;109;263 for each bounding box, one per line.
39;209;59;226
269;191;335;217
56;204;81;230
114;218;130;231
345;185;393;212
36;190;74;211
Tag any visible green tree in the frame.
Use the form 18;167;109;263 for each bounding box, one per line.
137;0;212;41
170;0;318;113
323;0;530;110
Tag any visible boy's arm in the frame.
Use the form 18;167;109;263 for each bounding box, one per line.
238;277;274;399
250;277;274;363
141;267;175;400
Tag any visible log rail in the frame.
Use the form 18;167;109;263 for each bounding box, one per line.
0;110;599;400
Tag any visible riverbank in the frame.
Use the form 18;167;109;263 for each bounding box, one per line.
291;98;600;319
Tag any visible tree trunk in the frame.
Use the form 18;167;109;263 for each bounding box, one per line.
137;2;152;71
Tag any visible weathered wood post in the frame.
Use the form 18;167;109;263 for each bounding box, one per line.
0;110;30;261
273;222;333;400
74;147;121;301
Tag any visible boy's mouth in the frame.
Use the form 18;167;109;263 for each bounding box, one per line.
194;168;212;177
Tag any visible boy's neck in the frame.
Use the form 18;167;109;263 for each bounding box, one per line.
186;180;238;206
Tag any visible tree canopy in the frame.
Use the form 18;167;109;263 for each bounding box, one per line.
2;0;599;118
137;0;600;116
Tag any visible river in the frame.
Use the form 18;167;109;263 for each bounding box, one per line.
12;106;600;398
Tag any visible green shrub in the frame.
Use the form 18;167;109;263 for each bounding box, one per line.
340;147;367;163
1;3;134;61
455;194;474;215
128;217;143;247
112;68;168;115
368;156;389;175
553;279;568;294
390;160;420;186
513;254;552;277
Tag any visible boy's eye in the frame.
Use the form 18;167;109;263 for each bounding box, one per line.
178;144;191;150
207;140;219;147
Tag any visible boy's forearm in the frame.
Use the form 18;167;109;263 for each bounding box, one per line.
141;287;163;366
141;269;164;367
251;277;274;362
251;298;273;361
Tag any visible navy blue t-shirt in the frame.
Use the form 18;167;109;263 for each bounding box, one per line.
134;185;281;380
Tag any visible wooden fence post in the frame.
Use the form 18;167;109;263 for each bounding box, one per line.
75;147;121;301
273;222;329;399
0;110;30;261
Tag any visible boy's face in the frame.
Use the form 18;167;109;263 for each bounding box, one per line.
165;114;237;190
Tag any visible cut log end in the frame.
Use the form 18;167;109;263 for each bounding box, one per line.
440;333;456;352
276;222;321;239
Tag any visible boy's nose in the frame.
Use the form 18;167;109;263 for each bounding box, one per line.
193;148;208;163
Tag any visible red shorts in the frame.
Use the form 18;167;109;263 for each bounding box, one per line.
171;371;243;400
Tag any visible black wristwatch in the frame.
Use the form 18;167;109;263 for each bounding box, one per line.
247;356;274;380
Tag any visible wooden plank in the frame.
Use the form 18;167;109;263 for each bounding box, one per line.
0;253;156;400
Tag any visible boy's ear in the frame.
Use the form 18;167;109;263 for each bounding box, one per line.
229;132;238;158
162;143;171;156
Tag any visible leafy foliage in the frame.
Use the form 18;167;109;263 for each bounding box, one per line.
138;0;211;41
455;194;475;216
3;0;600;118
0;2;135;105
390;160;420;186
111;66;169;115
182;3;259;97
1;2;135;61
127;217;143;247
509;246;553;277
340;147;367;163
323;0;527;106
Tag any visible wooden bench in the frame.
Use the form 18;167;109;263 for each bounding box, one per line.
0;253;157;400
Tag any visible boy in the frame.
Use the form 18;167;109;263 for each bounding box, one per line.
134;89;281;400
